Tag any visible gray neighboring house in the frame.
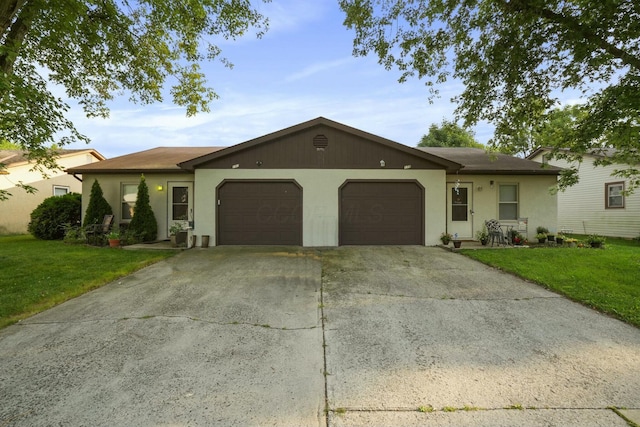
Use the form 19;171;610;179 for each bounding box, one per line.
528;147;640;238
67;117;562;246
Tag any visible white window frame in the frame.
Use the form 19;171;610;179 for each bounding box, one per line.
605;181;625;209
121;183;138;221
498;183;519;221
53;185;70;196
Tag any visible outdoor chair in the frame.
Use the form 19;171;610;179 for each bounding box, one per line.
485;219;506;247
85;214;114;246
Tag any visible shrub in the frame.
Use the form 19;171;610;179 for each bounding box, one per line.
28;193;82;240
83;179;113;227
536;226;549;234
127;175;157;242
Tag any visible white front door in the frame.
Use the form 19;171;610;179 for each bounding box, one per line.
167;182;193;237
446;182;473;239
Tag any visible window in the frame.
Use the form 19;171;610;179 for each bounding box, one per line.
121;183;138;220
53;186;69;196
606;182;625;209
499;184;518;220
172;186;189;220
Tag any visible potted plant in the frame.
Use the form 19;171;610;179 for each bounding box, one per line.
169;222;187;247
440;232;452;245
587;234;606;248
546;233;555;243
565;237;578;248
475;226;489;246
555;232;565;245
536;232;547;244
512;232;524;245
107;229;120;248
536;226;549;235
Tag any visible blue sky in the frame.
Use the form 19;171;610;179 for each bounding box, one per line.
65;1;496;158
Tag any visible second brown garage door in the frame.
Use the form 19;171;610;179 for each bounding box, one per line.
217;180;302;245
339;180;424;245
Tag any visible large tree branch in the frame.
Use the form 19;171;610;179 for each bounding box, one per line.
502;0;640;71
0;0;33;77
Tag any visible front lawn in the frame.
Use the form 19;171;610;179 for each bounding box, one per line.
0;235;176;329
460;237;640;328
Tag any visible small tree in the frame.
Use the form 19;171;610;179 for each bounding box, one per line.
83;179;112;226
28;193;82;240
127;175;157;242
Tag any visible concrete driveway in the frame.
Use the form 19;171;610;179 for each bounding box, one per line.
1;246;639;426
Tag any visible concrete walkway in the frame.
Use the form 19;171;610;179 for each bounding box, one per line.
0;246;638;426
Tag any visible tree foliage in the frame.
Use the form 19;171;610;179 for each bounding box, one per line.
127;175;157;243
83;179;112;227
28;192;81;240
418;119;483;148
340;0;640;190
0;0;268;186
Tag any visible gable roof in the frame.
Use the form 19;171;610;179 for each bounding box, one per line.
66;147;223;174
178;117;462;171
1;149;105;169
420;147;562;175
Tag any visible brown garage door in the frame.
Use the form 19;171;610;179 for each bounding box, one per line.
217;181;302;245
339;181;424;245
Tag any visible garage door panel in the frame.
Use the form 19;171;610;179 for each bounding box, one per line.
340;181;423;245
218;181;302;245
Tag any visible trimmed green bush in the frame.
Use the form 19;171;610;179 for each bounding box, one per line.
83;179;113;226
127;175;157;242
28;193;82;240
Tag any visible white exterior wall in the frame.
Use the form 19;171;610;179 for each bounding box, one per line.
81;173;194;239
447;174;559;240
530;153;640;238
193;169;447;247
1;152;101;234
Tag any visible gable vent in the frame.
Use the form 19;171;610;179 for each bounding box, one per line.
313;134;328;149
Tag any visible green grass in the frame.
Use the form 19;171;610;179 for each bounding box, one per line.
461;236;640;328
0;235;176;329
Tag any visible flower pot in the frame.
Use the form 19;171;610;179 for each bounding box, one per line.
108;238;120;248
480;238;488;246
453;240;462;248
556;237;564;245
538;238;546;244
201;235;210;248
590;241;602;248
547;235;555;242
568;242;577;248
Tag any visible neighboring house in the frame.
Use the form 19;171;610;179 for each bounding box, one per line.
528;147;640;238
67;117;561;246
1;149;105;234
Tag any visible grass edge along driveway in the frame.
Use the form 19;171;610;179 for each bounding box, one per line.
2;234;638;330
460;237;640;328
0;235;176;329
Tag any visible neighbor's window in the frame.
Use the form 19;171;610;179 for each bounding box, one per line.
606;182;625;209
53;186;69;196
121;183;138;220
499;184;518;220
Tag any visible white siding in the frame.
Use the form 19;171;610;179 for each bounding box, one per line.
530;152;640;238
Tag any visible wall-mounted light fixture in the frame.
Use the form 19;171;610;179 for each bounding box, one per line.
232;164;239;169
380;160;386;168
256;160;263;167
404;165;412;169
156;185;164;191
490;180;494;188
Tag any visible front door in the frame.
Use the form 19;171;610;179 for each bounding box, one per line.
446;182;473;239
167;182;193;237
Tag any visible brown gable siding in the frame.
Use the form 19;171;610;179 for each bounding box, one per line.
195;125;446;170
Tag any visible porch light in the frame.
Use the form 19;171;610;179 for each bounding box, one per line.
156;185;164;191
380;160;385;167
